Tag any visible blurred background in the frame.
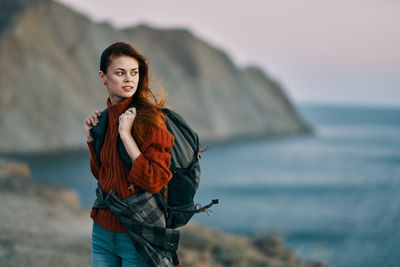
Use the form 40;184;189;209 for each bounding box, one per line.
0;0;399;266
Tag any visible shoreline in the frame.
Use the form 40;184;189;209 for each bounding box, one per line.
0;128;314;157
0;157;325;266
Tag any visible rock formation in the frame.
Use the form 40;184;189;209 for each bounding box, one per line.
0;0;311;153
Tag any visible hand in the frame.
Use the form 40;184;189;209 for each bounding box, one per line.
84;110;102;142
119;107;137;137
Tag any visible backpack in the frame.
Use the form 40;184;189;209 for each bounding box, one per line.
156;107;218;229
89;99;218;229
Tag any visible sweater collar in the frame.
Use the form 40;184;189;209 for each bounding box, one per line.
106;95;134;117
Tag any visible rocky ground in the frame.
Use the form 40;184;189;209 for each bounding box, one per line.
0;157;325;267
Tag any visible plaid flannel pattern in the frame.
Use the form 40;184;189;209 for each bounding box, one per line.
92;182;180;267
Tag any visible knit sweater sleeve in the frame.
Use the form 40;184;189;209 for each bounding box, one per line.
87;140;100;181
127;124;175;194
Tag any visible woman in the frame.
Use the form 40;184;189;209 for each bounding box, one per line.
84;42;176;267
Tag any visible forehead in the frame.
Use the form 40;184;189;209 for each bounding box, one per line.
109;55;139;69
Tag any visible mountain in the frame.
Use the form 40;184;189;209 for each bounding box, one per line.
0;0;311;153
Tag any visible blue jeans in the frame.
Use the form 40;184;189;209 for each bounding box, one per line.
91;221;149;267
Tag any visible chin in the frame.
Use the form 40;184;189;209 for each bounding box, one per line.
121;90;135;97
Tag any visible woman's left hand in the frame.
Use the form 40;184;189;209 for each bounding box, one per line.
118;107;137;137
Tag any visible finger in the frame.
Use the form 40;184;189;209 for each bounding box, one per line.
84;119;93;129
90;116;97;126
92;112;99;121
92;114;99;123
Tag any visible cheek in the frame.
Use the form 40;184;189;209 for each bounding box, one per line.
109;76;123;85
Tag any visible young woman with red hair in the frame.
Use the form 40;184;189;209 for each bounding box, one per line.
84;42;176;267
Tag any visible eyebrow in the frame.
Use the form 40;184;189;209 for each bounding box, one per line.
114;67;138;71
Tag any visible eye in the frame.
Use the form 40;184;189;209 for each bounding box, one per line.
116;71;124;75
131;71;138;75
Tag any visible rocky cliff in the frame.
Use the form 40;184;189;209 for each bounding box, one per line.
0;0;311;153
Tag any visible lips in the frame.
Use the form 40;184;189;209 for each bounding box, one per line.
122;86;134;92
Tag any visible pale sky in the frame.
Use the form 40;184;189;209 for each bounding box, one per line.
56;0;400;107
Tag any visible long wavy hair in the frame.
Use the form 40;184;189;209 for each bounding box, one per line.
100;42;169;144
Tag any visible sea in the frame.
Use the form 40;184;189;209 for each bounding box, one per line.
3;103;400;267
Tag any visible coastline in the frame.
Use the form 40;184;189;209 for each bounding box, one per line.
0;126;314;157
0;157;324;266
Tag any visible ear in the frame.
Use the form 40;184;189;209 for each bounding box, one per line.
99;70;106;85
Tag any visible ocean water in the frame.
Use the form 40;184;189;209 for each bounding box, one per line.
193;104;400;267
4;104;400;267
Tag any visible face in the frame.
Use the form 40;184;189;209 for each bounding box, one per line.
99;55;139;105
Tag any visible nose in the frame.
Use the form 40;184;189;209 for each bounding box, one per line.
124;73;133;82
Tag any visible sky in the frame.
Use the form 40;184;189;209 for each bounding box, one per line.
56;0;400;107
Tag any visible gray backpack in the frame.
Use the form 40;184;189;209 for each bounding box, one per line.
155;107;218;229
90;100;218;229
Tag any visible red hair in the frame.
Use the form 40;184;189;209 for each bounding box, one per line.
100;42;169;144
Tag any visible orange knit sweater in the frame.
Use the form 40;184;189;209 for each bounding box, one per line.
87;95;175;232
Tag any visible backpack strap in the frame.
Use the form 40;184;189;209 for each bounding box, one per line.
90;108;109;167
194;199;219;213
172;251;180;266
155;192;219;215
90;99;136;169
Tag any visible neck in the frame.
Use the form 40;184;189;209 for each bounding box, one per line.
109;96;125;105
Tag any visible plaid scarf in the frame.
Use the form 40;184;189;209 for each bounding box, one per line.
92;182;180;267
